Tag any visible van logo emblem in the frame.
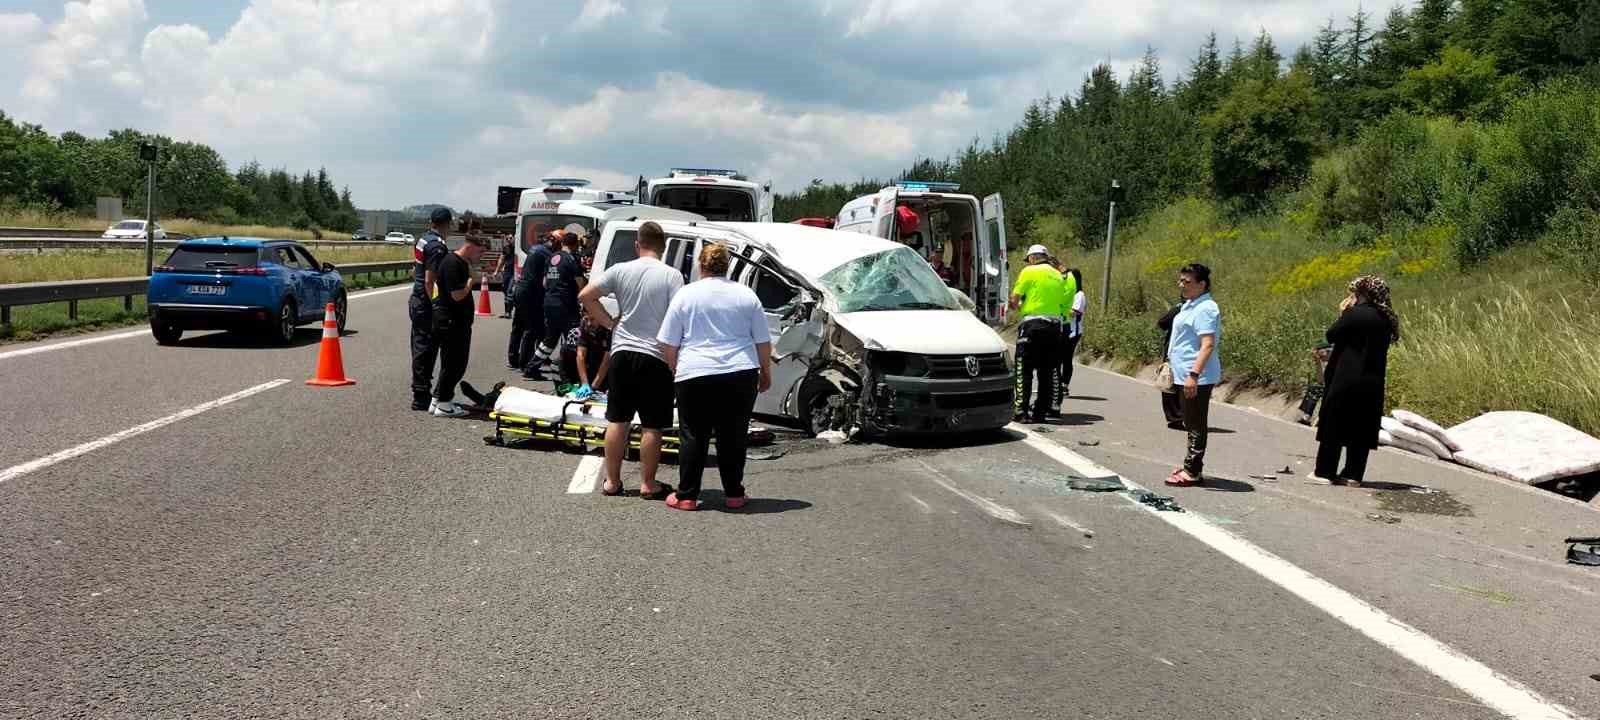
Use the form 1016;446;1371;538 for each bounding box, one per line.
964;355;980;377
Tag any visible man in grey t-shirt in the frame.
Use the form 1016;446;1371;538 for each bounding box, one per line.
578;221;684;499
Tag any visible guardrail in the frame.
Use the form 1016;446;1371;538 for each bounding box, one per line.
0;261;412;335
0;236;398;251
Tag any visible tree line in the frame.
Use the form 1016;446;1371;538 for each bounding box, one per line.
776;0;1600;265
0;112;361;232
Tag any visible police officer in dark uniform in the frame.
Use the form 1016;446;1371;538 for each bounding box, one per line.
511;230;554;377
409;208;452;411
527;230;585;374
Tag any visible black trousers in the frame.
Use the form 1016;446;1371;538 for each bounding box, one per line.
1180;384;1214;476
1161;389;1184;426
508;297;543;368
1014;320;1060;419
434;321;472;402
674;369;759;501
1315;442;1371;482
1054;333;1081;406
409;296;438;402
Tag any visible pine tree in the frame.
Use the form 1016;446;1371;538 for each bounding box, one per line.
1347;5;1374;72
1248;28;1283;83
1312;18;1344;89
1184;32;1226;113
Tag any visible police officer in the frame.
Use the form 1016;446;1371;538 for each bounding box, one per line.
509;230;553;377
409;208;452;411
1009;244;1067;423
527;230;585;373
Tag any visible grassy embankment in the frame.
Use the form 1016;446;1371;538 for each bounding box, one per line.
1025;197;1600;437
0;204;350;242
0;246;413;343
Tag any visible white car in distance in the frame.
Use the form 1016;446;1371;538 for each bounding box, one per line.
103;220;165;239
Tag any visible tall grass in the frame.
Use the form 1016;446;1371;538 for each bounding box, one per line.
0;246;412;284
1049;197;1600;436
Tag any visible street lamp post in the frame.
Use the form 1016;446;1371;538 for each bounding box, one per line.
1100;179;1124;312
140;142;158;276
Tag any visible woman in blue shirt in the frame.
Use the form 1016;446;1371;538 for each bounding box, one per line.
1166;263;1221;487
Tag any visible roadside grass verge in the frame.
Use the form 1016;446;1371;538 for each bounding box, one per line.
0;246;412;284
1030;196;1600;436
0;204;357;242
0;268;413;344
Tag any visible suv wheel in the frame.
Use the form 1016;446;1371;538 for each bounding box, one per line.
273;300;297;345
334;291;348;335
151;321;181;346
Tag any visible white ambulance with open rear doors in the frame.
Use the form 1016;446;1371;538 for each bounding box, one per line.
638;168;774;222
834;181;1009;327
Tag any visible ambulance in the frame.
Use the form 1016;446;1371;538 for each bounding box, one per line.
638;168;774;222
834;181;1010;327
509;178;695;280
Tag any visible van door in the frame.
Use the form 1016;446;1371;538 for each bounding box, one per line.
731;248;820;418
871;186;899;240
979;194;1010;326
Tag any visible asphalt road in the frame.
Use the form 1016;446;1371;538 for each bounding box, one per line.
2;288;1596;719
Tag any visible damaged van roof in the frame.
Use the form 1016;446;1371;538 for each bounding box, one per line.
712;222;903;278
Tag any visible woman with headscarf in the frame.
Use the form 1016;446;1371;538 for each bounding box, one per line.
1311;275;1401;487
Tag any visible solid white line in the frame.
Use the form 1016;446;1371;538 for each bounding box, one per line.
1009;424;1578;720
0;282;412;363
904;493;933;514
0;379;291;485
914;459;1029;526
566;455;603;494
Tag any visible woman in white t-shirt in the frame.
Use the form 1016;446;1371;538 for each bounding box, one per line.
655;243;774;511
1060;268;1086;398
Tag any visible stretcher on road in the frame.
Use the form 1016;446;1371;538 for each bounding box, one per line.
487;387;681;455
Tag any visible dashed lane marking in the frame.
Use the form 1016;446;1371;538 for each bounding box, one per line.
0;283;412;363
1009;423;1579;720
0;379;291;485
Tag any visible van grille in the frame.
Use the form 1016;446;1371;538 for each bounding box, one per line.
925;353;1008;379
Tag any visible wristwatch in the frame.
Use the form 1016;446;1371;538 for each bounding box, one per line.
1187;371;1200;379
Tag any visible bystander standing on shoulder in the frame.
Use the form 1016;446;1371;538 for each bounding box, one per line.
1055;267;1086;403
1310;275;1400;487
408;208;452;411
1165;263;1222;487
578;221;683;500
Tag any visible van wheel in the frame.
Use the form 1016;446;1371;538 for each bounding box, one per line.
802;389;839;437
151;321;181;346
273;300;297;345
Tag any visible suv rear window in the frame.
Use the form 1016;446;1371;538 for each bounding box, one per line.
164;246;260;271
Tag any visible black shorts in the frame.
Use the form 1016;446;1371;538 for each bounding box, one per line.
605;350;674;430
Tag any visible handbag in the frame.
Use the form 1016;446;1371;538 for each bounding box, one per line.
1155;361;1174;389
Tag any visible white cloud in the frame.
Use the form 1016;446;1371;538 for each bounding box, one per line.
0;12;43;44
575;0;626;28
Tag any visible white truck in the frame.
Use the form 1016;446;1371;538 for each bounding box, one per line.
834;181;1010;327
638;168;773;222
589;220;1014;436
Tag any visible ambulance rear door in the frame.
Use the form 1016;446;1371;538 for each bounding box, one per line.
979;193;1010;326
871;186;899;240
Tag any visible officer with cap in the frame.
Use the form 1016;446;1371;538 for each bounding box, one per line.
1009;244;1068;423
409;207;453;410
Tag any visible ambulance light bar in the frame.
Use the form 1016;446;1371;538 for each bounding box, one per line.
669;168;742;178
895;180;961;192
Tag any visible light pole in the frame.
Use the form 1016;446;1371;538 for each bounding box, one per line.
1100;179;1124;312
140;141;158;276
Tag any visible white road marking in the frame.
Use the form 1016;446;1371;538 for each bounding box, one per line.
904;493;932;513
1010;423;1579;720
0;282;412;362
914;459;1029;526
0;379;291;485
566;455;603;494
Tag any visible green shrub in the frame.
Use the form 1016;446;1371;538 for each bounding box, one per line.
1538;206;1600;279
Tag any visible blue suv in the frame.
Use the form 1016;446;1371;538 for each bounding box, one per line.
147;238;348;345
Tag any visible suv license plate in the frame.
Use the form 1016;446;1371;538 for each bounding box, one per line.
187;285;226;296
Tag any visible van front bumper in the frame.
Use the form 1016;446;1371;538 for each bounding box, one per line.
866;374;1015;434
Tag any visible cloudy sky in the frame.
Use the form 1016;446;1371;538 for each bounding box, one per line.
0;0;1375;212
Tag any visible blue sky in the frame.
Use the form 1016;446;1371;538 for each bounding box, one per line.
0;0;1375;212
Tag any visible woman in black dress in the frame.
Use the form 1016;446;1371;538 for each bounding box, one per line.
1312;275;1401;487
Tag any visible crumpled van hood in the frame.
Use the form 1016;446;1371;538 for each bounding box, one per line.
830;310;1007;356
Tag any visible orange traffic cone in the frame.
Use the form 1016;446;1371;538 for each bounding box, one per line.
475;277;493;317
306;303;355;387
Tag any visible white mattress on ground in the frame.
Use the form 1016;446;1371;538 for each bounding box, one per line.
1446;411;1600;485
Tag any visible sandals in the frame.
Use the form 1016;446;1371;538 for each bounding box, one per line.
601;480;624;496
664;492;699;511
724;495;749;510
638;483;674;501
1165;469;1202;487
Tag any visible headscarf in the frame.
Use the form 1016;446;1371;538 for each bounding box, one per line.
1349;275;1400;342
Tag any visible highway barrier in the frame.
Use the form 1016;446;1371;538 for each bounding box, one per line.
0;261;411;336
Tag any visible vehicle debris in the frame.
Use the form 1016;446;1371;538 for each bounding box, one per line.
1366;513;1402;524
1131;490;1184;512
1076;439;1101;447
1566;537;1600;566
749;448;790;462
1066;475;1124;492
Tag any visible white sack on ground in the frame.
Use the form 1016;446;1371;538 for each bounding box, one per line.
1447;411;1600;485
1391;408;1462;452
1380;417;1452;459
1379;428;1444;459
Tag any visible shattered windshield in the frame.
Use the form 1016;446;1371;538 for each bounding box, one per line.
818;246;960;313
